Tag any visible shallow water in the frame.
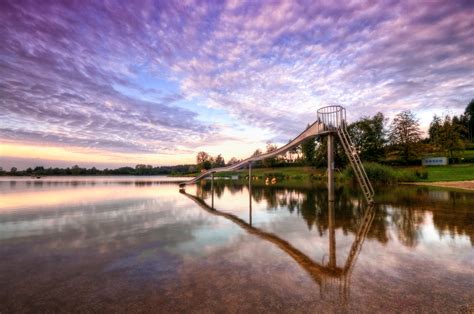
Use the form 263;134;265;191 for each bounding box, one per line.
0;177;473;312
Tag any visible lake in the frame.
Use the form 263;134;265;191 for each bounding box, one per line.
0;176;473;312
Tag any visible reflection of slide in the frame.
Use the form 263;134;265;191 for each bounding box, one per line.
343;205;375;275
179;121;327;186
180;190;375;286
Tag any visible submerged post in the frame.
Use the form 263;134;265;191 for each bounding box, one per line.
211;172;214;209
249;162;252;226
328;200;336;268
249;162;252;186
327;133;335;202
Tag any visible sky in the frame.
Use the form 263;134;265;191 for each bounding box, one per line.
1;0;473;169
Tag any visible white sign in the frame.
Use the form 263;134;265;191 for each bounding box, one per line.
422;157;448;166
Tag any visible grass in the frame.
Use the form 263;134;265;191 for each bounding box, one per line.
213;166;327;180
175;164;474;183
170;166;323;179
409;164;474;182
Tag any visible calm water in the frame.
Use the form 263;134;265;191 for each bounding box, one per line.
0;176;473;312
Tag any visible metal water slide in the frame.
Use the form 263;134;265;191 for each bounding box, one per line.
179;120;329;185
179;105;374;204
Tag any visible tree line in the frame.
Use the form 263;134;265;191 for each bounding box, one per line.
0;164;197;176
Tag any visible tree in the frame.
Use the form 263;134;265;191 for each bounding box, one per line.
213;154;225;167
388;110;423;163
196;151;211;171
252;149;263;167
10;167;17;175
464;99;474;143
135;164;153;175
263;143;278;167
252;149;262;156
196;151;210;164
428;115;442;144
71;165;82;175
201;160;212;170
348;112;387;162
437;115;465;159
227;157;239;166
301;125;316;165
33;166;45;175
287;140;300;163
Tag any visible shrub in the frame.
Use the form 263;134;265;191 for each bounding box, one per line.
343;162;398;184
414;168;428;179
393;169;417;182
343;162;424;183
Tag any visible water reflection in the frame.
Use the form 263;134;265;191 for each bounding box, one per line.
196;180;474;247
182;187;375;301
0;178;473;312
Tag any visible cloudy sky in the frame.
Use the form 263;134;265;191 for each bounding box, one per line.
1;0;473;169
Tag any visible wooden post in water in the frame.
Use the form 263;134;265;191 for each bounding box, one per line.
211;172;214;209
328;200;336;269
328;133;335;202
249;162;252;226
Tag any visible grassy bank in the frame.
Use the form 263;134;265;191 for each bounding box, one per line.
182;163;474;184
407;164;474;182
340;163;474;183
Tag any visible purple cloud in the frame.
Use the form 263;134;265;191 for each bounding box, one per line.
0;0;473;164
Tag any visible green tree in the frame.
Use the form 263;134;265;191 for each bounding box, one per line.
213;154;225;167
388;110;423;163
227;157;239;166
196;151;210;164
437;115;465;159
196;151;211;171
71;165;81;175
428;115;442;144
465;99;474;143
202;160;212;170
301;138;316;165
301;124;316;165
263;143;278;167
348;112;387;162
135;164;153;175
287;140;300;163
33;166;45;175
252;149;263;167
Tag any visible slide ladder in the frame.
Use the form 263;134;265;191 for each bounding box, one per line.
317;106;374;204
337;122;374;204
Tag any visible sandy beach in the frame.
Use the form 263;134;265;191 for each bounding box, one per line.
409;180;474;191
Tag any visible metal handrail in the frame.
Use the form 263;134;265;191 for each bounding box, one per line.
317;105;346;130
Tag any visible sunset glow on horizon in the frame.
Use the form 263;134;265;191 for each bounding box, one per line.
1;1;473;169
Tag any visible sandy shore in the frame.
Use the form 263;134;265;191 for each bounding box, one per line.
408;180;474;191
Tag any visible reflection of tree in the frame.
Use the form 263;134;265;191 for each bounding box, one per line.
199;181;389;244
430;191;474;244
389;206;424;247
196;180;474;246
368;185;474;246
